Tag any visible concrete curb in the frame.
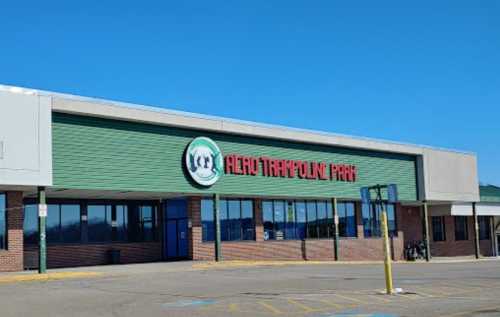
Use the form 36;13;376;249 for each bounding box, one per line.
0;271;103;284
192;257;500;269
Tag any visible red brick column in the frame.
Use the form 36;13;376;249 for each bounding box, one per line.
187;196;201;260
0;191;24;272
254;198;264;242
356;202;364;238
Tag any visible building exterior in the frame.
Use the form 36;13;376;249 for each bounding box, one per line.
0;84;499;272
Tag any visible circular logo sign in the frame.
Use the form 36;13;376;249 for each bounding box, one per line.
185;137;224;186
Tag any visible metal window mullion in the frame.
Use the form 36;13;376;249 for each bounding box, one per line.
58;204;63;243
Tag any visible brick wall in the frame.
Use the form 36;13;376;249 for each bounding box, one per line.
0;192;24;272
24;242;162;269
399;206;423;245
430;215;493;257
189;197;405;261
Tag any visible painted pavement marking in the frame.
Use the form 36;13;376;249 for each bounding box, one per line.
333;293;368;305
287;298;321;313
0;271;103;284
161;299;216;309
258;300;284;315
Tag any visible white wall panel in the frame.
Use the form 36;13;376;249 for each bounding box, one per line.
0;90;52;186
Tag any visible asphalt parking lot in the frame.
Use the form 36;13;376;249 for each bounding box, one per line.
1;259;499;317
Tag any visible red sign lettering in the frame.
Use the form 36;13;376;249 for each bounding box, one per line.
224;154;357;182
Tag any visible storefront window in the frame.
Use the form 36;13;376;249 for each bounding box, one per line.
0;194;6;249
306;201;318;238
478;216;491;240
338;202;357;237
263;201;274;240
263;200;333;240
139;206;155;242
201;199;214;242
274;201;286;240
295;202;307;240
264;200;293;240
454;216;468;241
241;200;254;240
114;205;128;241
362;203;397;237
24;201;157;244
284;201;296;240
127;204;158;242
227;200;242;241
46;204;82;243
201;198;255;242
432;216;446;241
24;204;38;245
88;205;112;242
317;202;329;238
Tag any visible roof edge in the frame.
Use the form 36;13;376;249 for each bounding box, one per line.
0;83;476;157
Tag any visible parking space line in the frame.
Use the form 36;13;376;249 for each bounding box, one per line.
367;294;392;303
333;293;367;304
258;301;283;315
287;299;319;313
228;303;240;313
319;299;345;309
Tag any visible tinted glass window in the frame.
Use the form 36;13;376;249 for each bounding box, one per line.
46;205;60;243
478;216;491;240
363;203;396;237
285;202;296;240
263;200;333;241
219;200;228;241
274;201;285;240
306;201;318;238
454;216;468;241
327;202;335;238
263;201;274;240
115;205;128;241
61;205;81;243
201;199;214;242
241;200;255;240
338;202;357;237
139;205;155;242
317;201;328;238
432;216;446;241
88;205;112;242
386;204;397;236
24;204;38;245
202;198;254;242
227;200;242;241
0;194;5;249
295;201;306;240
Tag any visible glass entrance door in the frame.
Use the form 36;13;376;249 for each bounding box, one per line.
164;199;189;260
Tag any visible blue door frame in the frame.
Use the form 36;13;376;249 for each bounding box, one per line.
164;199;189;260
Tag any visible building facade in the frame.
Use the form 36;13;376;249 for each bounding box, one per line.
0;85;498;272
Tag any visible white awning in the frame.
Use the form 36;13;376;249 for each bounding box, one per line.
451;203;500;216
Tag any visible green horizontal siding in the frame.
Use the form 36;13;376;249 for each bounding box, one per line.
52;113;418;201
480;185;500;203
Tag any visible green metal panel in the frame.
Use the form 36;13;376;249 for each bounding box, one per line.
52;113;418;200
480;185;500;203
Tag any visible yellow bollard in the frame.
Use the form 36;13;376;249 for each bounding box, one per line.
381;210;394;295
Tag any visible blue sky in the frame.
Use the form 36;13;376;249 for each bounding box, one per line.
1;1;499;184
